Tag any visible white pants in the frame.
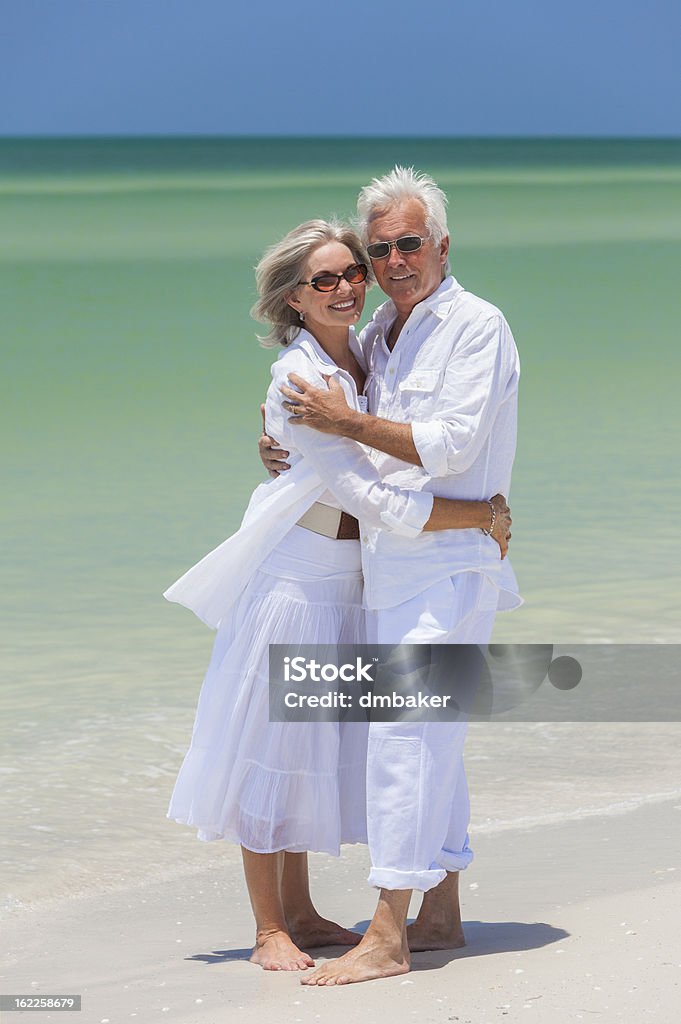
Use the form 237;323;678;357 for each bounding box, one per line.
365;572;498;892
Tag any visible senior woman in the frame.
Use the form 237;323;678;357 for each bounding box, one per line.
164;219;511;972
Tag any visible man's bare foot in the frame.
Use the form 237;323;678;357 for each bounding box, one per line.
288;913;362;949
249;929;315;971
300;933;409;986
406;920;465;952
407;871;466;950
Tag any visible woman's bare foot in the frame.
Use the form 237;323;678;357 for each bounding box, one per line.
281;853;361;948
249;929;315;971
288;912;362;949
300;932;409;986
406;920;465;952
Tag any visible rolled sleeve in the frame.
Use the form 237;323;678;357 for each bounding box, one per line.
412;419;449;478
380;489;433;538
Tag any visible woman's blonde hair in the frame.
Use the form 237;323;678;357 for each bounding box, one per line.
251;219;373;348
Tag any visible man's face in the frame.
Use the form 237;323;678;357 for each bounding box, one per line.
366;197;449;313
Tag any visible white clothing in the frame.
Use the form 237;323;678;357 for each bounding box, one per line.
358;275;522;610
359;276;522;890
167;526;368;853
365;572;498;891
165;329;434;853
164;328;432;630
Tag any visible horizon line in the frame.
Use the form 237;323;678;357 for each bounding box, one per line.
1;133;680;143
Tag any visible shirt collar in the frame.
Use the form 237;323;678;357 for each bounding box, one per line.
372;275;464;328
288;326;363;373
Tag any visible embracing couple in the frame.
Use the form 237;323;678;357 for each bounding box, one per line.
164;166;521;986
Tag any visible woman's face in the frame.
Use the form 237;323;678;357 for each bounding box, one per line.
288;241;366;336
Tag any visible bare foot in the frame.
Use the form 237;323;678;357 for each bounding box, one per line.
300;933;409;986
408;871;466;950
288;914;362;949
406;920;465;952
249;929;315;971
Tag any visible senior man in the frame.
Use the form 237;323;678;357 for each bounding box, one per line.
261;167;521;984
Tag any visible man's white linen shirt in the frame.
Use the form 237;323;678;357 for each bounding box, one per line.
358;275;522;611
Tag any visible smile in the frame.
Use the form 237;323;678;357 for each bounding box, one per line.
329;298;356;311
389;273;415;281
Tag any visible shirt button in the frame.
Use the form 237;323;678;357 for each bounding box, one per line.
388;368;395;375
362;536;368;544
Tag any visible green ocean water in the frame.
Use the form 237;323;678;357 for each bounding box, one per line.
1;138;680;908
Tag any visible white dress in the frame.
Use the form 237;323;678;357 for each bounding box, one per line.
168;525;367;853
165;329;433;855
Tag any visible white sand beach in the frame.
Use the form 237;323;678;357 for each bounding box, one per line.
3;790;680;1024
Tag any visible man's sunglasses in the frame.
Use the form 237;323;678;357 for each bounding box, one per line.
298;262;368;293
366;234;428;260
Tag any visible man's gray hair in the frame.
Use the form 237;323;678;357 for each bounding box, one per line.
251;219;373;348
356;166;449;245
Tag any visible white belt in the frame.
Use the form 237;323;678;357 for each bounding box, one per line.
296;502;359;540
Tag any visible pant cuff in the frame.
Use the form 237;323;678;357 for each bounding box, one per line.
438;849;474;872
368;866;447;893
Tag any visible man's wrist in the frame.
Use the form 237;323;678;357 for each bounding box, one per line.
459;500;493;530
480;499;496;534
339;407;364;439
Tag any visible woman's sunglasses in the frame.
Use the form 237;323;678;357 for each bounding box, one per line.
366;234;428;260
298;262;368;293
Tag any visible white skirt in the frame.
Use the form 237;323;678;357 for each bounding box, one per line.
167;525;368;855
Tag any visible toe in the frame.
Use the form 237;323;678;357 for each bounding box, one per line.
312;970;330;985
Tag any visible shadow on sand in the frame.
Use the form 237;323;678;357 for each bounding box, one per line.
187;918;569;968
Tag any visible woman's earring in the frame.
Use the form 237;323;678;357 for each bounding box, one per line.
299;311;305;322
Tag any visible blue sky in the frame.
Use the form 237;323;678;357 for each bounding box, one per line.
2;0;680;136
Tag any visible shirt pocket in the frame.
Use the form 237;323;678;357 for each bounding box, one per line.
397;368;441;415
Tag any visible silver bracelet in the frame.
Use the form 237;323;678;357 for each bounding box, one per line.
482;500;496;536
